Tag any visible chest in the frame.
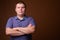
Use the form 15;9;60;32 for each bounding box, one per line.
12;19;30;28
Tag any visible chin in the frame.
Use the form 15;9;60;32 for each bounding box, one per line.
18;14;24;15
17;12;24;15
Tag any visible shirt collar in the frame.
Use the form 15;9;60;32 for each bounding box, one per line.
15;16;27;21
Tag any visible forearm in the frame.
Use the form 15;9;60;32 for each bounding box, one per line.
19;28;33;34
18;26;35;34
10;31;25;36
11;24;35;34
6;28;25;36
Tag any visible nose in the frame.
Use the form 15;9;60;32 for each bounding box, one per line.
19;8;22;10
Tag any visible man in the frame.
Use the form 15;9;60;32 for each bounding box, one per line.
6;1;36;40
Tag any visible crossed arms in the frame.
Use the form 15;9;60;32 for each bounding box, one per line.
6;24;35;36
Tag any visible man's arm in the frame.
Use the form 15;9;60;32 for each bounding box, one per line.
20;24;35;34
6;28;25;36
6;24;35;36
14;24;35;34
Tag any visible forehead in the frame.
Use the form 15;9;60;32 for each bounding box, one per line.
16;3;25;7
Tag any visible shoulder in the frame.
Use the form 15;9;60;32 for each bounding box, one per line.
25;16;34;20
8;16;16;19
26;16;34;19
7;16;16;21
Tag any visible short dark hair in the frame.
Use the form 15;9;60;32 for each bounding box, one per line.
16;1;26;8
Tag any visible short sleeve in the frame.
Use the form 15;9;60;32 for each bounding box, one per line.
29;17;36;26
6;17;13;28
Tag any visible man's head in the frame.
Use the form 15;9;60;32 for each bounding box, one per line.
15;1;26;16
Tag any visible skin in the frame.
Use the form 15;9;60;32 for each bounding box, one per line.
15;3;25;17
6;3;35;36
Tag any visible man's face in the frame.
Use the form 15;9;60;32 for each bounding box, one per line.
15;3;25;15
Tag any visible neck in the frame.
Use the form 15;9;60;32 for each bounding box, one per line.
17;15;24;20
17;15;24;17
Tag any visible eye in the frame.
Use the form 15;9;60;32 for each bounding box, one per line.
22;7;25;8
17;7;20;8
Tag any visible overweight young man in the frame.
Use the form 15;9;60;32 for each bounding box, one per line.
6;1;36;40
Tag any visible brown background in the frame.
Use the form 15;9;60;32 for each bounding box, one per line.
0;0;60;40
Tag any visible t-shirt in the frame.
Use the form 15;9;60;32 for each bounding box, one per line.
6;16;35;40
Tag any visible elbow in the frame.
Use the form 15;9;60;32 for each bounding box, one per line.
29;27;35;34
6;32;9;35
31;29;35;33
6;33;9;35
29;28;35;34
5;31;11;35
30;26;35;33
5;28;12;35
